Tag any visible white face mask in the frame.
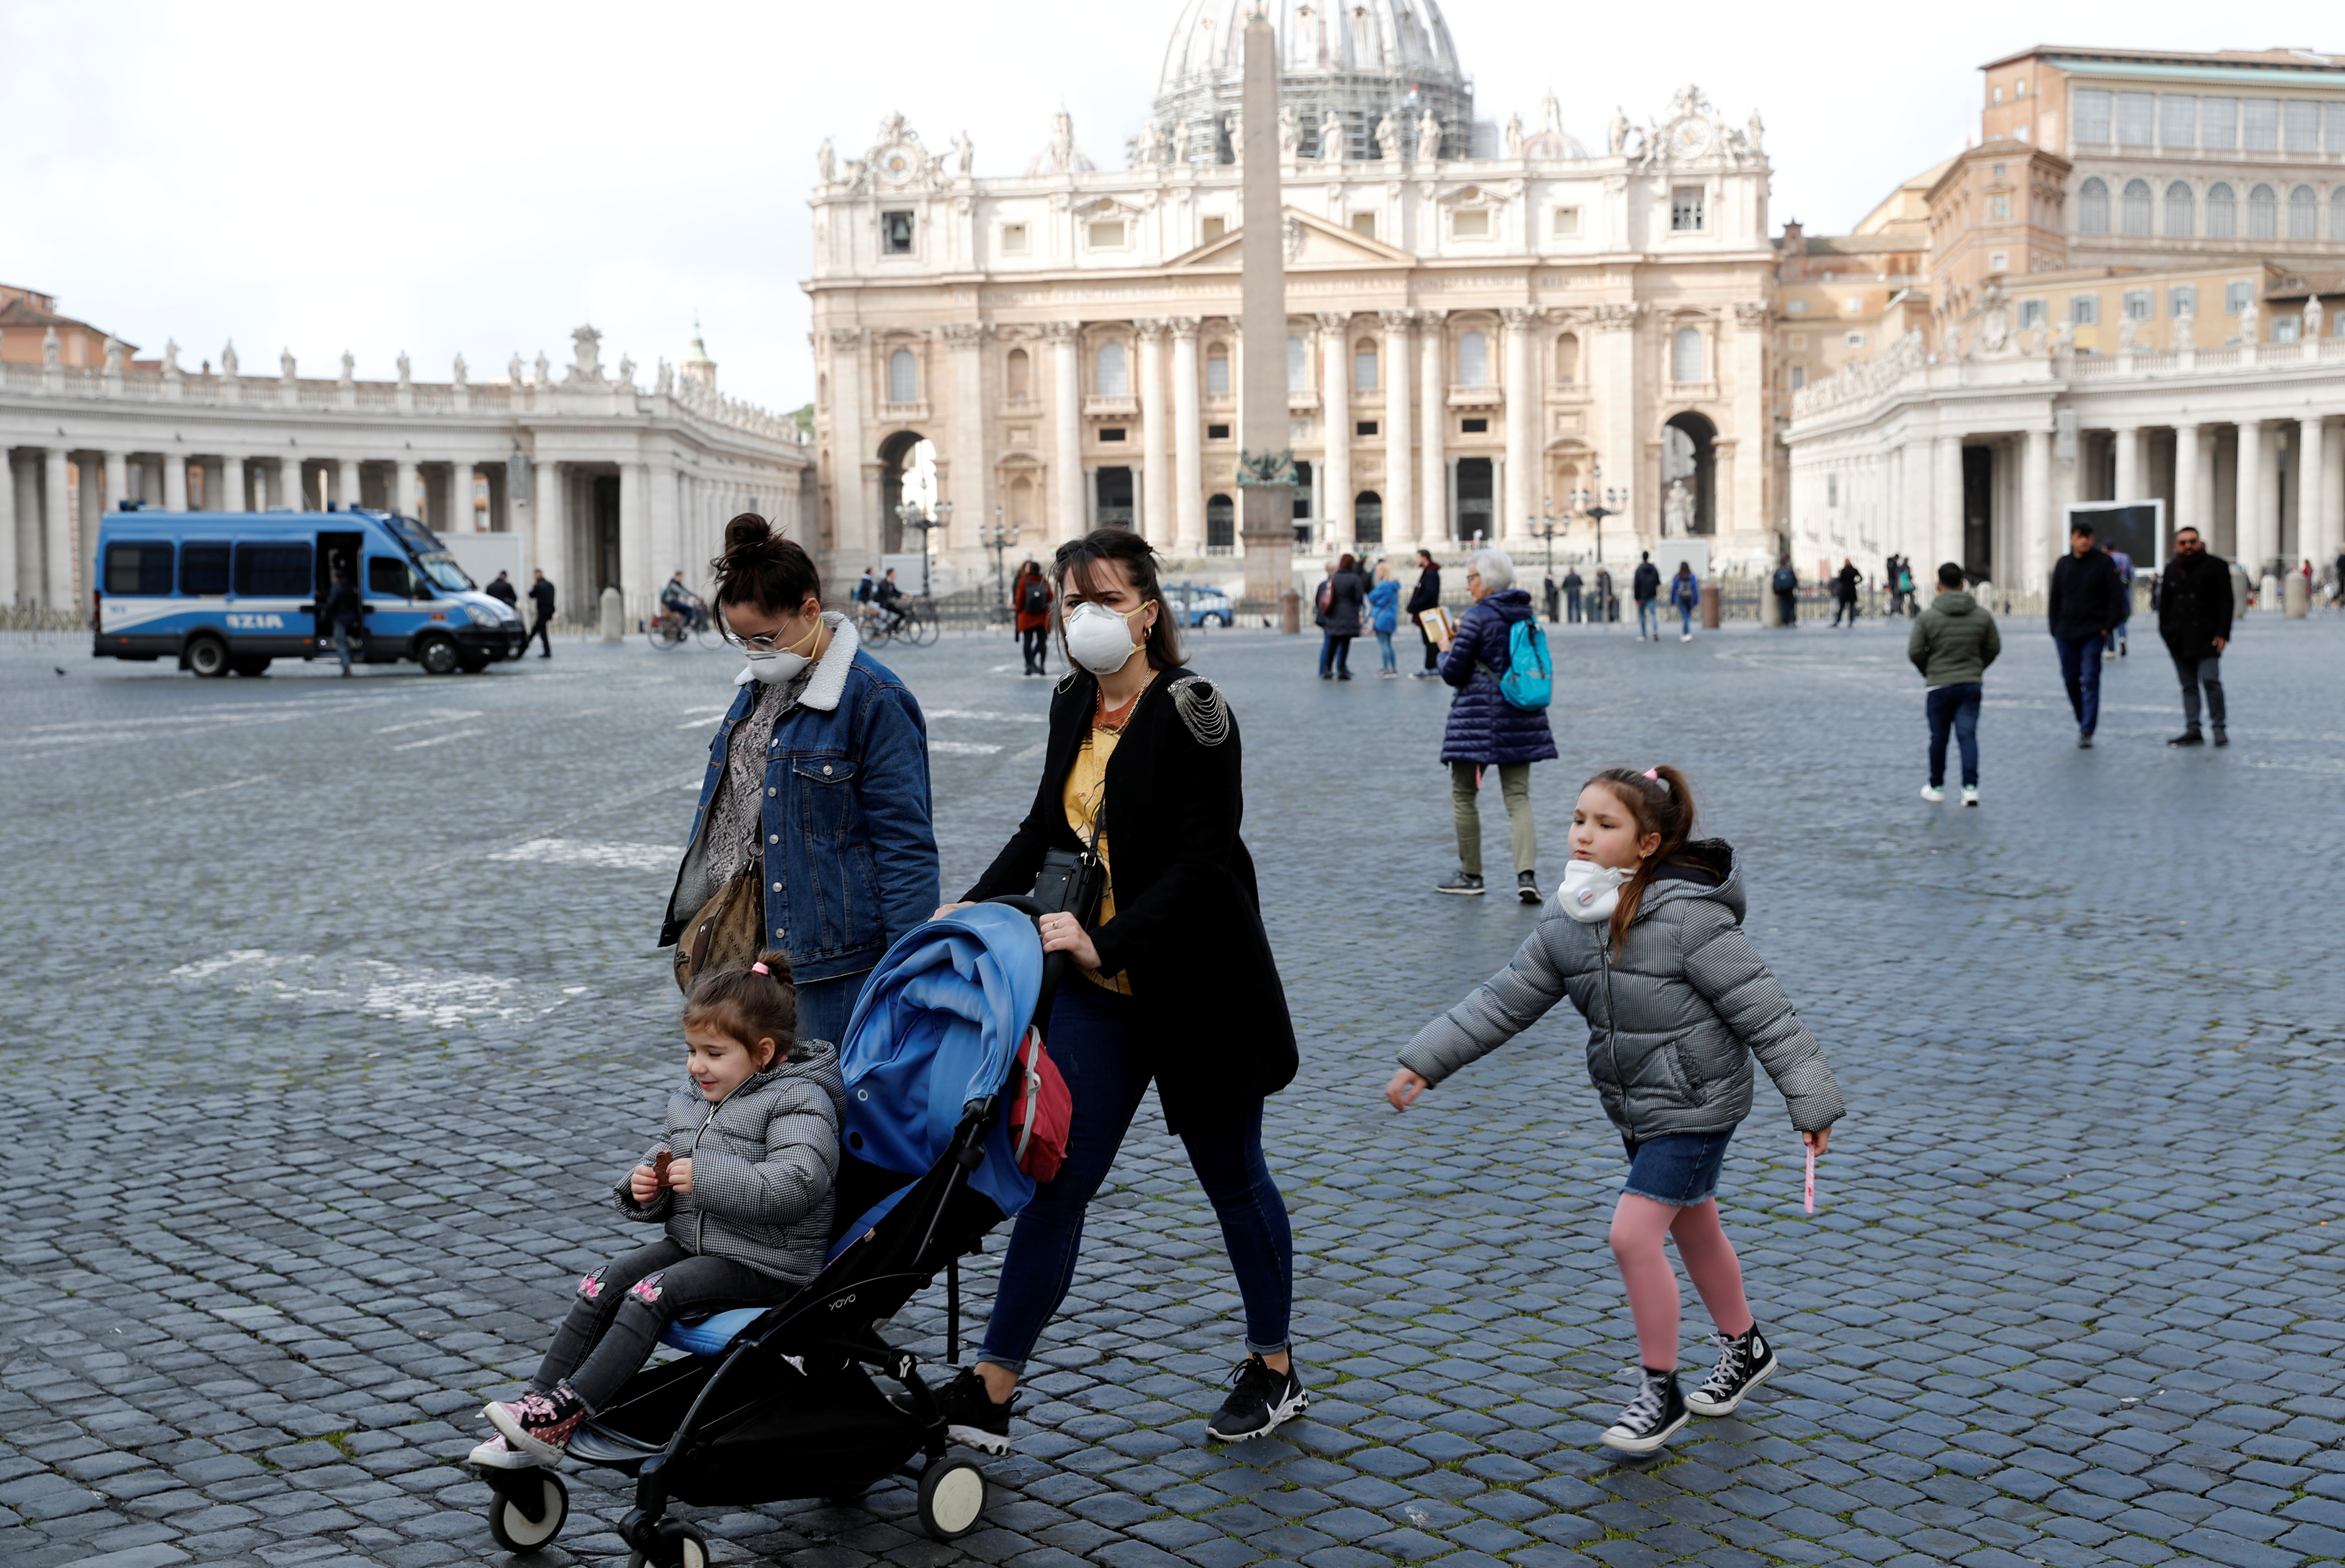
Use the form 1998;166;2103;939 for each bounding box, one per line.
738;616;822;685
1558;859;1636;923
1064;599;1147;675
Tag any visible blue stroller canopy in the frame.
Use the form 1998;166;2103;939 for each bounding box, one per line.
832;902;1042;1245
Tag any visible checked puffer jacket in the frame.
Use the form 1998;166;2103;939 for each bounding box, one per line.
615;1040;847;1285
1399;841;1845;1140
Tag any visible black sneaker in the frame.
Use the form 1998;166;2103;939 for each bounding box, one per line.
932;1367;1015;1455
2213;728;2229;747
1684;1325;1778;1417
1435;871;1485;896
2167;730;2204;747
1600;1368;1688;1455
1205;1355;1308;1442
1516;870;1541;905
2078;734;2094;749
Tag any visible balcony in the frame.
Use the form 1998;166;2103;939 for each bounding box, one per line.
1083;394;1139;418
1447;384;1503;409
1287;390;1320;413
877;401;931;424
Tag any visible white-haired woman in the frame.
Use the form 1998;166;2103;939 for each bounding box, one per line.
1431;548;1556;902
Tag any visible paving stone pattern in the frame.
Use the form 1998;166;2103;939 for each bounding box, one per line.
1;613;2341;1568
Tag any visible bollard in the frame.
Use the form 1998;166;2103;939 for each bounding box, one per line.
2284;573;2308;618
2260;574;2283;614
1280;586;1301;634
600;585;624;642
1700;583;1721;630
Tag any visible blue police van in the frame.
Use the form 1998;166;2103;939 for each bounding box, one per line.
93;505;526;676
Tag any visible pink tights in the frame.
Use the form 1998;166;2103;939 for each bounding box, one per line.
1608;1194;1753;1371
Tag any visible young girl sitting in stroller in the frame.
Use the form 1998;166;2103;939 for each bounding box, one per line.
476;954;846;1465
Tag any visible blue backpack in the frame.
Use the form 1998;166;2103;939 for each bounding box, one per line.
1494;618;1552;711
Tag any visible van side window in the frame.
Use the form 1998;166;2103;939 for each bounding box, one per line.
367;556;411;596
105;543;175;596
180;543;230;596
234;542;313;597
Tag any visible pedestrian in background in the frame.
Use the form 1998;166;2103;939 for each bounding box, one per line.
1315;552;1368;681
2158;526;2231;748
2104;546;2134;658
1633;552;1662;641
1563;565;1585;624
525;569;556;658
1595;565;1616;625
1012;559;1053;677
1668;561;1699;643
321;566;365;676
1543;571;1560;624
1831;559;1862;627
1432;548;1556;902
2048;521;2123;748
1368;560;1402;678
485;570;520;616
1909;562;2000;806
1406;548;1443;678
1772;560;1798;628
1897;559;1918;618
1882;555;1903;617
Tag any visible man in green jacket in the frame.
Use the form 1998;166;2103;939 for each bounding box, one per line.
1908;562;2001;806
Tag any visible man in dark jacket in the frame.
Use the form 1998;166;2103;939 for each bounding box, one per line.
1406;548;1443;677
1562;566;1584;623
2157;526;2232;747
1832;558;1863;627
525;569;556;658
2048;519;2124;746
321;568;365;676
485;570;520;612
1632;552;1662;640
1772;561;1798;628
1908;562;2001;804
1431;548;1556;902
1315;552;1369;680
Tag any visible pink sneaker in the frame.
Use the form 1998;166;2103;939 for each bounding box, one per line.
485;1386;588;1464
466;1432;538;1470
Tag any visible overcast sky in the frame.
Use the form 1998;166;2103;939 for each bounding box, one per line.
0;0;2294;413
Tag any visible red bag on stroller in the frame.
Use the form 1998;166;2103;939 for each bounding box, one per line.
1006;1025;1072;1181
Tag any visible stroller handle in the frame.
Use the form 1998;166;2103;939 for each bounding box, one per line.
983;895;1074;1028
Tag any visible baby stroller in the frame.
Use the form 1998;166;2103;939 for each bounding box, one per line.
475;899;1063;1565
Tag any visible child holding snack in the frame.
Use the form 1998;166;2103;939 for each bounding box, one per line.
477;955;844;1464
1385;767;1843;1454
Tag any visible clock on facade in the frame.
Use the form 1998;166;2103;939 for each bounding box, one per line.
1668;117;1712;159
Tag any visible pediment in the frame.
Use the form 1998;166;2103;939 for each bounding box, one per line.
1166;208;1415;270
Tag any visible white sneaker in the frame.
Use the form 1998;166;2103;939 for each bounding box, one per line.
1961;786;1979;807
1920;785;1945;803
1680;633;1691;643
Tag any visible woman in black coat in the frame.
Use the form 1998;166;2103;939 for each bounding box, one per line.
933;528;1304;1452
1314;552;1370;679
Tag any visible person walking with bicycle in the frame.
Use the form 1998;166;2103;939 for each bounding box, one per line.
1013;559;1053;677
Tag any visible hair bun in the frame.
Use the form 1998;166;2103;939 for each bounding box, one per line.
723;513;774;558
752;949;795;988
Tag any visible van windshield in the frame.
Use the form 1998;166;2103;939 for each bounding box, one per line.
414;552;476;592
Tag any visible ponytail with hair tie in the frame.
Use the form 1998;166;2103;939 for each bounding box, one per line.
683;948;802;1065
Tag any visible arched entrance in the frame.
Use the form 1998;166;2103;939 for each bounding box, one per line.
1661;412;1717;537
1354;491;1383;545
877;430;932;554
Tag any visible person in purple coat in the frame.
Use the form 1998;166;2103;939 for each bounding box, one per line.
1432;548;1558;903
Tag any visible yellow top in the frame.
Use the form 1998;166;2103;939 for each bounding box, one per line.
1060;720;1129;994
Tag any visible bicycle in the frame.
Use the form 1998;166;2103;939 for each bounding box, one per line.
893;602;940;648
647;598;720;651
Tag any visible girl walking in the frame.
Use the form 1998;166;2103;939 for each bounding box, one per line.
1368;560;1402;676
1384;766;1842;1454
475;957;844;1464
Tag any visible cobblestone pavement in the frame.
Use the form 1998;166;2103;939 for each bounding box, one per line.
2;610;2341;1568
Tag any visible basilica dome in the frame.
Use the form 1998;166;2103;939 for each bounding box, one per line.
1151;0;1476;163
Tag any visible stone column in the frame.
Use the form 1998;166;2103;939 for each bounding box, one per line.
1592;302;1643;561
1419;310;1447;542
2022;427;2053;594
1137;320;1168;544
650;457;679;591
220;455;245;513
1731;300;1769;552
2321;417;2345;571
826;328;868;567
1317;312;1351;542
534;460;563;584
336;458;362;510
282;457;306;511
619;462;647;621
44;448;72;609
1379;311;1417;546
102;450;130;525
0;451;15;605
395;459;420;520
2172;423;2200;545
945;322;991;552
1046;321;1085;538
2235;420;2265;572
1501;306;1541;541
2113;424;2142;503
2297;416;2325;571
164;453;189;512
451;462;475;531
1170;318;1205;552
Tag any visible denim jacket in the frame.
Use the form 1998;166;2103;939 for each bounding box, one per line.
661;617;940;985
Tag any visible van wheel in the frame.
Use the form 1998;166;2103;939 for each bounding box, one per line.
231;656;273;677
416;635;460;675
186;636;230;678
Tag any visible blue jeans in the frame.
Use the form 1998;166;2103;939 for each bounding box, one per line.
1636;599;1658;637
1317;632;1353;676
1925;682;1982;788
1676;601;1693;636
977;981;1292;1373
2053;635;2103;735
793;971;865;1053
1374;629;1396;671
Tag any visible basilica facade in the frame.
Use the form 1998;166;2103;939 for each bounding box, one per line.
803;0;1780;585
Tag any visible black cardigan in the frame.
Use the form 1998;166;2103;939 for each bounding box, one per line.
962;665;1297;1130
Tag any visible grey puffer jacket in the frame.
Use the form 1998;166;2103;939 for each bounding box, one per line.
615;1039;846;1285
1399;842;1844;1138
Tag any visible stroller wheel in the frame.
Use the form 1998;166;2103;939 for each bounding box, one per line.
627;1525;710;1568
485;1469;567;1552
917;1456;986;1541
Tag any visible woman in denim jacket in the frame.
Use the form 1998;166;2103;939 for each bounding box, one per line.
662;515;940;1048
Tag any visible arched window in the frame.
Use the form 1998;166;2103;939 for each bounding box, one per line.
1096;341;1129;395
2122;179;2152;235
2077;177;2110;234
1005;347;1030;399
2206;183;2237;238
888;347;917;404
1672;327;1703;384
2163;182;2195;237
1205;347;1230;396
1457;330;1489;385
2288;184;2317;240
2334;188;2345;243
1353;340;1377;393
1286;334;1308;391
2247;183;2277;239
1206;493;1235;551
1554;331;1579;385
1354;491;1384;544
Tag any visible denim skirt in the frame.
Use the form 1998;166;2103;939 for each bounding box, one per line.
1620;1129;1734;1206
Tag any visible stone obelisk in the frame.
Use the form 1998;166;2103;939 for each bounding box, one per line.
1235;5;1295;614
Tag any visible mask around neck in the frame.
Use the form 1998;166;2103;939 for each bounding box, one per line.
1559;859;1636;923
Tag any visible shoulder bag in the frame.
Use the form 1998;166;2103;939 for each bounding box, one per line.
673;849;765;993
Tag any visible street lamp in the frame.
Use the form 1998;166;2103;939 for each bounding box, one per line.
894;498;951;599
1572;463;1629;626
981;505;1021;620
1527;494;1565;622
